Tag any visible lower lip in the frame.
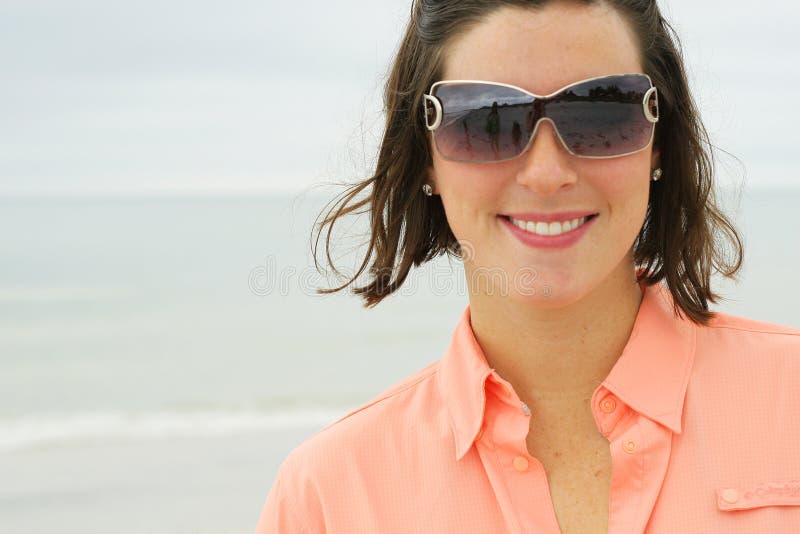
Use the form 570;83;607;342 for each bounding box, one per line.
499;214;597;249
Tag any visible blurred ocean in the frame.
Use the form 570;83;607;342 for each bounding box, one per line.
1;188;798;533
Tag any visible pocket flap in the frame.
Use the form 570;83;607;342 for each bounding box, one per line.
717;480;800;511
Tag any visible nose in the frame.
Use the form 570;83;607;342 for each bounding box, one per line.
515;118;578;194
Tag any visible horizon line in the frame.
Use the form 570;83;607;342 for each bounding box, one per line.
2;182;798;199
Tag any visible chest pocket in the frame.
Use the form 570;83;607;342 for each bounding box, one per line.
717;479;800;511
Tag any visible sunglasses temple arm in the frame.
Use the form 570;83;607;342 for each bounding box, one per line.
423;94;442;130
643;86;659;123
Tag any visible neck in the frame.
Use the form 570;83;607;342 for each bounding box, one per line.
467;265;643;412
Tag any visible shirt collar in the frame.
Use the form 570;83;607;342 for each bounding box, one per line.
438;280;697;461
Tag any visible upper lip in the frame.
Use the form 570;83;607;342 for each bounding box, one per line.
502;211;598;223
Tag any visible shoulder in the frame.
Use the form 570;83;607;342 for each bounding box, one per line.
707;310;800;336
257;360;447;532
691;310;800;384
702;310;800;352
270;357;450;494
298;358;444;453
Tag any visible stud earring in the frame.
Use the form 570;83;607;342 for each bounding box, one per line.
422;184;433;196
651;168;663;181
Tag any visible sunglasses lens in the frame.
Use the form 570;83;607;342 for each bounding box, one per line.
548;75;654;157
431;75;655;161
432;83;533;162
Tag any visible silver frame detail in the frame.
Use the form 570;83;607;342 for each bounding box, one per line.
422;73;659;162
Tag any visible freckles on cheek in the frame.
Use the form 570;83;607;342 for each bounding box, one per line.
598;163;635;191
592;163;649;207
445;168;496;208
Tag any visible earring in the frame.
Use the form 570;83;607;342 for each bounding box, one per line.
422;184;433;196
651;168;663;182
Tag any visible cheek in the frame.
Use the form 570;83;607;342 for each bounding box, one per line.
433;161;509;254
434;160;506;214
587;159;651;228
591;158;644;193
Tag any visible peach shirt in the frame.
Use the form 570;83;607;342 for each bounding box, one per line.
256;281;800;533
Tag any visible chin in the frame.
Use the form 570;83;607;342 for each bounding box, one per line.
509;267;597;306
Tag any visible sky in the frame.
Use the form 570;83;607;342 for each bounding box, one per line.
0;0;798;195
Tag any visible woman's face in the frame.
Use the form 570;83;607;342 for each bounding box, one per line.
428;1;660;306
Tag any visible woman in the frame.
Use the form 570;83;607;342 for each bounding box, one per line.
257;1;800;532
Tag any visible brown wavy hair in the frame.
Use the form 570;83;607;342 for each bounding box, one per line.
309;0;744;325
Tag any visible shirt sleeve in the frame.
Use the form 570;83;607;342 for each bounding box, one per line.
254;467;316;534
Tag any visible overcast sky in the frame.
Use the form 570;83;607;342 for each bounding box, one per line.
0;0;797;195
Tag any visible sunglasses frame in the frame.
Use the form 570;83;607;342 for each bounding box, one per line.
423;73;659;162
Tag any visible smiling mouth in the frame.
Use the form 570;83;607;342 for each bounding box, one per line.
500;214;598;237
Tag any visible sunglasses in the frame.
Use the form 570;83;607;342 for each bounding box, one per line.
423;73;659;162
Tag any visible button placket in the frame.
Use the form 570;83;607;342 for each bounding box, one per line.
479;375;561;532
481;400;554;534
610;415;674;534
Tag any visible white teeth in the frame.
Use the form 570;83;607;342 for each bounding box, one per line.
510;216;590;236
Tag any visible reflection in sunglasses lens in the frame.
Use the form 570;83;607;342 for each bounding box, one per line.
434;83;534;162
432;75;654;161
549;75;653;157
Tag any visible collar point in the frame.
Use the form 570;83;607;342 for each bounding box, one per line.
454;440;472;461
662;412;684;435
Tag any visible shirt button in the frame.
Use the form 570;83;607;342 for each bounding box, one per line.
721;489;739;504
513;456;529;472
623;439;637;453
600;396;617;413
